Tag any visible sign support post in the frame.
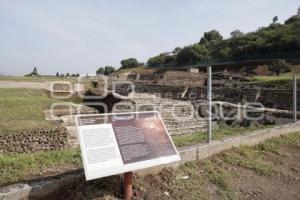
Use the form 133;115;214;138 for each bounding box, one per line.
293;75;297;123
124;171;133;200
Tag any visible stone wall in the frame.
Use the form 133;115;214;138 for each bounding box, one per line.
155;71;205;86
211;87;300;111
135;83;183;97
134;81;300;111
127;70;205;87
0;127;68;154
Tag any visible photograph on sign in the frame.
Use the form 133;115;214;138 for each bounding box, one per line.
75;111;181;180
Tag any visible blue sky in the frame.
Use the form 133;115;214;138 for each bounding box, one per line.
0;0;299;75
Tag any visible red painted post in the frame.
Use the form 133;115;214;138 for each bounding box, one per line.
124;172;133;200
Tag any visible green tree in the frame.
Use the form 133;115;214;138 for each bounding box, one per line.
173;47;182;54
25;67;39;76
104;66;115;75
230;29;244;38
177;44;209;64
218;47;232;59
269;59;290;76
56;72;59;77
96;67;105;75
120;58;139;69
199;30;223;47
32;67;38;75
147;53;170;67
273;16;278;23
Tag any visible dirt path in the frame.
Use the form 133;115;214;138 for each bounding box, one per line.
227;144;300;199
47;133;300;200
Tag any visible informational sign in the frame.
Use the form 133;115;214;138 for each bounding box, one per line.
75;111;181;180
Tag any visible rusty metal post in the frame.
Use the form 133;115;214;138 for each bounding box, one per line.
293;75;297;123
124;172;133;200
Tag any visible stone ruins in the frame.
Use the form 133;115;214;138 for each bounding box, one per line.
3;68;299;153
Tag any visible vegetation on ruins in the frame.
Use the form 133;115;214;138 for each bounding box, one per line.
147;11;300;68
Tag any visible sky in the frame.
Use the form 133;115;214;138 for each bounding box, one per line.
0;0;299;76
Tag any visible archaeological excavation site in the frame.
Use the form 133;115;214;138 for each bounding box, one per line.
1;3;300;199
1;62;300;200
2;66;299;154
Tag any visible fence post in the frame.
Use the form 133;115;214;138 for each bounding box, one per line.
207;66;212;143
293;75;297;123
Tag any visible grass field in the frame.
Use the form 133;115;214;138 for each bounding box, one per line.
172;126;271;147
0;88;58;132
252;73;300;82
252;65;300;82
0;149;81;186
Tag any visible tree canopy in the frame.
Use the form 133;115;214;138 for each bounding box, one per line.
25;67;39;76
177;44;209;65
199;30;223;47
273;16;278;23
120;58;139;69
97;66;115;75
104;66;115;75
32;67;38;75
230;30;244;38
96;67;105;75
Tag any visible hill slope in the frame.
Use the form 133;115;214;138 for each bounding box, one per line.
147;15;300;68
